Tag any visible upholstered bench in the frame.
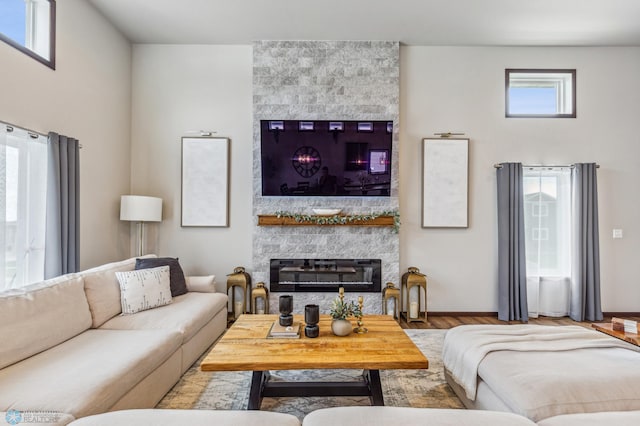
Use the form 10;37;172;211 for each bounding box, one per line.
301;406;537;426
67;409;300;426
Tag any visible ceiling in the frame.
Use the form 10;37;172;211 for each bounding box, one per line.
88;0;640;46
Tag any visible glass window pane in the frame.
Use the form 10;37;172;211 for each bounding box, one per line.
523;169;571;277
0;0;54;68
0;0;26;45
506;69;576;118
509;87;558;115
1;127;47;290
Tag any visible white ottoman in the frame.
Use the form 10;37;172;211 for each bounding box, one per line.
302;407;536;426
68;409;300;426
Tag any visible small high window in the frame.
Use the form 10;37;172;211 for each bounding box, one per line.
506;69;576;118
0;0;55;69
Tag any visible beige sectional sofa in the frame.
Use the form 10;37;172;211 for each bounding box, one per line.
0;255;228;424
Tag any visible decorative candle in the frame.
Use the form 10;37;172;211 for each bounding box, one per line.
410;302;419;319
339;287;344;298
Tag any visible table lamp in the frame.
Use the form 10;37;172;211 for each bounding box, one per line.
120;195;162;256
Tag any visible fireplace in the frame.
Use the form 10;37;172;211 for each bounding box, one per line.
270;259;381;293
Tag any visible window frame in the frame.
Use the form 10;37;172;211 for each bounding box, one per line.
0;0;56;69
505;69;576;118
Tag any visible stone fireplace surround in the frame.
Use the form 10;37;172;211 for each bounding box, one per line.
252;41;400;314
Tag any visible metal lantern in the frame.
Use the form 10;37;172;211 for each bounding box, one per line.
226;266;252;320
251;282;269;314
401;266;427;323
382;282;400;320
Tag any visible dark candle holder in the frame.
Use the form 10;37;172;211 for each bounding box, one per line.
279;295;293;326
304;304;319;338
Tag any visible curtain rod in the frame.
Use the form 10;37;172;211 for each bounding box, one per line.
2;120;83;149
494;163;599;169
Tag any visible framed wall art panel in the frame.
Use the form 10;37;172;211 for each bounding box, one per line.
422;138;469;228
181;137;230;227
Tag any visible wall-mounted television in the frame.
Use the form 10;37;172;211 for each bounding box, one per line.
260;120;393;197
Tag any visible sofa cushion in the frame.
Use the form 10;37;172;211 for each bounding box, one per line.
302;407;537;426
82;255;155;328
0;329;182;418
116;266;172;314
67;409;301;426
185;275;217;293
135;257;188;297
0;276;91;369
537;410;640;426
100;292;227;343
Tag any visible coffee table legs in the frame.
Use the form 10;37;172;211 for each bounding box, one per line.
247;369;385;410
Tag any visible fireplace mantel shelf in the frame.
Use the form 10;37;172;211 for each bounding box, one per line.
257;215;395;227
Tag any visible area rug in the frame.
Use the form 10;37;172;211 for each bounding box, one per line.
157;329;463;420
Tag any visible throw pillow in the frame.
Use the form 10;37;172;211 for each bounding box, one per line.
116;265;172;314
135;257;188;297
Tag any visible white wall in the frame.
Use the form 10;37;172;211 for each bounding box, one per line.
131;44;640;312
400;46;640;312
130;45;253;284
0;0;132;269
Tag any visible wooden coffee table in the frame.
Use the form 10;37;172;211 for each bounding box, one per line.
201;314;428;409
592;322;640;346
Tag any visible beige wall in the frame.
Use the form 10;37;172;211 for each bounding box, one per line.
400;46;640;312
130;45;253;286
0;0;132;269
132;44;640;311
7;22;637;312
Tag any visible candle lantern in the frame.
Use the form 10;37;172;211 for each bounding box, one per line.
382;282;401;321
251;282;269;314
401;267;427;323
226;266;252;321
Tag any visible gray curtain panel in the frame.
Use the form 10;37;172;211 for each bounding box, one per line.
44;132;80;278
570;163;602;321
497;162;528;322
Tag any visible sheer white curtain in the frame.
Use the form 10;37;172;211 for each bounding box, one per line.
1;124;48;290
523;167;572;318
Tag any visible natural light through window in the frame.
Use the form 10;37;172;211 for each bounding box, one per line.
0;0;55;68
506;69;576;118
1;125;48;290
523;168;571;277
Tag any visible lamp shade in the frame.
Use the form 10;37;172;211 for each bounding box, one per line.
120;195;163;222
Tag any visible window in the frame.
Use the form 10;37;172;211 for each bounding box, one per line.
506;69;576;118
1;124;48;290
523;168;571;277
0;0;56;69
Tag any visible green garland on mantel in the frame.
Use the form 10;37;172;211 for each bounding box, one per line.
274;210;400;232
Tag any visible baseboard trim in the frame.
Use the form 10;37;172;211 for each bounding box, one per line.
428;312;498;317
427;312;640;318
603;312;640;317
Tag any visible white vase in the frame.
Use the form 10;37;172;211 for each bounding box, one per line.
331;319;352;336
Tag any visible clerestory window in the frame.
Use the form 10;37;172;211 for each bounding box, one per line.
506;69;576;118
0;0;55;69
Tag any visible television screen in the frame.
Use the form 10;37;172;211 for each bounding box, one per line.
260;120;393;197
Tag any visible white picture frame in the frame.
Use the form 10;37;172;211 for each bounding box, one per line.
181;137;230;227
422;138;469;228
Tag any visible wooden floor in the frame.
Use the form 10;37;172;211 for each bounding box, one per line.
400;314;640;329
